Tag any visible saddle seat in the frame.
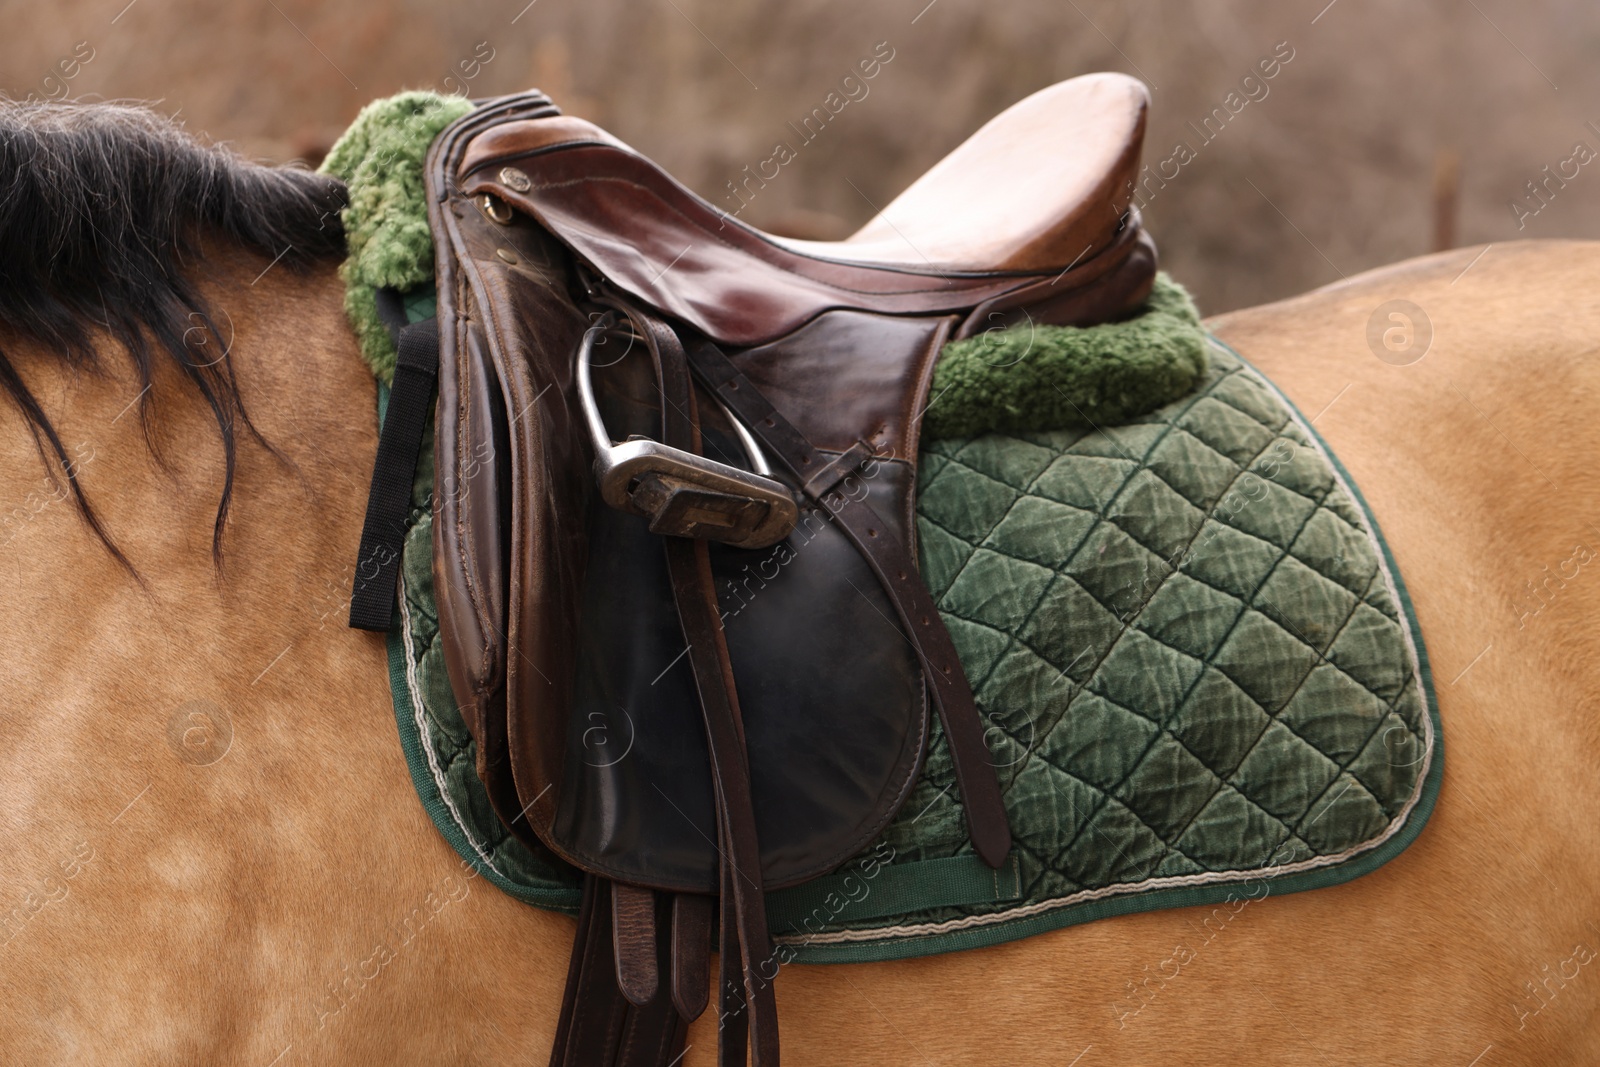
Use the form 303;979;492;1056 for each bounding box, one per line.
390;74;1159;1067
776;72;1150;271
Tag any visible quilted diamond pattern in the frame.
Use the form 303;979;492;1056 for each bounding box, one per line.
836;341;1431;931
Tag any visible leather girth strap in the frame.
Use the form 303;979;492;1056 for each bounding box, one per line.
549;876;687;1067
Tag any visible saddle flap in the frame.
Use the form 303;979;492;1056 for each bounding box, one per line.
429;96;936;893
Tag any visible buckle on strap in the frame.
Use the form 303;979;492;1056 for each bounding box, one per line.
577;319;799;550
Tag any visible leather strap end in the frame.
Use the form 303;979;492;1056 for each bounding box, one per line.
929;661;1012;869
717;858;749;1067
799;439;876;500
612;883;661;1007
968;796;1013;869
670;893;713;1020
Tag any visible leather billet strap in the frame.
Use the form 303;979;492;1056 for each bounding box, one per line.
670;893;713;1020
687;339;1013;870
612;883;662;1005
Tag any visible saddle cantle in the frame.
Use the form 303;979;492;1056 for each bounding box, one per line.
366;72;1156;1067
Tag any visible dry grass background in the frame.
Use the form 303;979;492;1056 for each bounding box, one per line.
3;0;1598;312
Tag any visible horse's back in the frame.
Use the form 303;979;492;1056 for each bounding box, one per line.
3;241;1599;1064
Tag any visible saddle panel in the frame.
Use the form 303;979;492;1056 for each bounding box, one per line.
430;95;596;836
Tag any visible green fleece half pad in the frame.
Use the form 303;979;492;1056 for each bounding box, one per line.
320;91;473;382
383;335;1440;962
325;90;1207;432
923;273;1207;438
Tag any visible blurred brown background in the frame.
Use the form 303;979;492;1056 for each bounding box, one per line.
3;0;1596;313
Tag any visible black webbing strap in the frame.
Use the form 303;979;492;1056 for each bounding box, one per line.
348;289;441;631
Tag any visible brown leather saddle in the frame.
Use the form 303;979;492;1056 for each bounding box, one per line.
352;72;1156;1067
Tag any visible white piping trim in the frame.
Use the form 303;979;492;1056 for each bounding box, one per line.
779;343;1437;948
399;572;507;877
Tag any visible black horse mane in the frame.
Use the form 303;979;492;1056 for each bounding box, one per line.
0;100;349;568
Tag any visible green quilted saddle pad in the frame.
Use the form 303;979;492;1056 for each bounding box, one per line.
385;336;1440;963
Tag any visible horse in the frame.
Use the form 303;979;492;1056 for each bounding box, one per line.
0;101;1595;1066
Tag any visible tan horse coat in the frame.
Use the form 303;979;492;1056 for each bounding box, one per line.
0;239;1595;1064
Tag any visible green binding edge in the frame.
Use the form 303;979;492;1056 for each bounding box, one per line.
375;381;580;913
377;337;1442;963
384;630;582;913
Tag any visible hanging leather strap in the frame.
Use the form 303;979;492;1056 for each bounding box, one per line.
552;302;781;1067
635;306;780;1067
717;850;751;1067
686;339;1012;869
671;894;713;1021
